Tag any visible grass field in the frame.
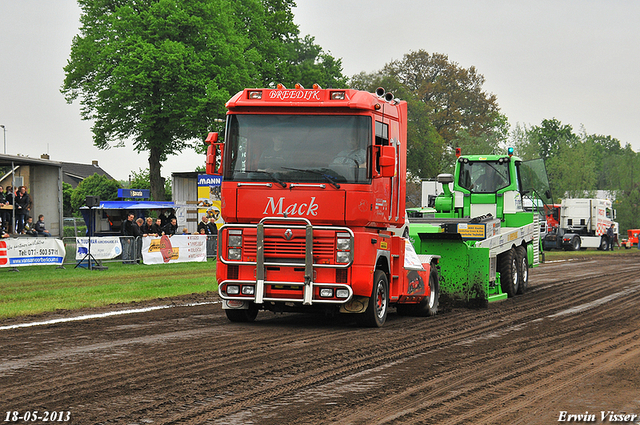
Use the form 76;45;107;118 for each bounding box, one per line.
0;260;217;320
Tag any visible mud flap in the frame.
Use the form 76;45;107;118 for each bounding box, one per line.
340;296;369;314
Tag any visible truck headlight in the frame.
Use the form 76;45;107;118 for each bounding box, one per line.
336;232;351;264
241;285;255;295
336;289;349;299
336;251;350;263
227;285;240;295
320;288;334;298
228;248;242;260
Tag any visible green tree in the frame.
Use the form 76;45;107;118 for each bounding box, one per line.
350;50;503;178
70;174;121;213
129;168;172;200
528;118;578;160
63;0;255;201
62;182;75;217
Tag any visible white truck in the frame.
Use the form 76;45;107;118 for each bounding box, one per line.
554;198;618;250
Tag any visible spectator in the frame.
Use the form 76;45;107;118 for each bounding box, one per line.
151;218;163;236
181;227;189;235
14;186;31;233
134;218;144;237
197;216;214;235
142;217;154;235
121;212;136;264
4;186;14;233
34;214;51;237
0;186;8;232
606;223;615;251
23;216;37;236
162;218;178;236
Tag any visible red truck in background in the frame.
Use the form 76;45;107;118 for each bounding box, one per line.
205;85;440;327
622;229;640;249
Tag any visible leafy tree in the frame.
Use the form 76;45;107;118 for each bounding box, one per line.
527;118;578;160
350;50;502;178
63;0;252;201
70;173;121;213
129;168;172;200
62;182;75;217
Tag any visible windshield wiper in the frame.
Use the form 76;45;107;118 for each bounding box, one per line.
282;167;341;189
247;170;287;188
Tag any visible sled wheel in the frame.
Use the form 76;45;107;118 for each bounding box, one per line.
225;303;259;323
499;247;519;297
516;245;528;294
416;269;440;316
359;270;389;327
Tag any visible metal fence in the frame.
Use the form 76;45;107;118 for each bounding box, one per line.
61;235;218;266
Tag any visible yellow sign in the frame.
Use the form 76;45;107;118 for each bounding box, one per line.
457;223;486;239
380;241;388;249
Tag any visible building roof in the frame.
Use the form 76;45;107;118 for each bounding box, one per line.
60;160;115;188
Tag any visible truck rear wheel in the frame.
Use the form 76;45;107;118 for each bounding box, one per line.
359;270;389;327
417;269;440;316
396;269;440;317
499;248;519;297
516;245;528;294
225;303;259;323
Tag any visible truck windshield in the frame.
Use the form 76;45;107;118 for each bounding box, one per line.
224;114;372;185
458;161;510;193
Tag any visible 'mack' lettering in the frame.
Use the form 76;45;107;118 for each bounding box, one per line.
263;197;318;216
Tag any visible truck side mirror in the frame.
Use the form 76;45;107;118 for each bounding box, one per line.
205;132;224;175
377;145;396;178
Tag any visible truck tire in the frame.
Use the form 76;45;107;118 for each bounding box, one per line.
499;247;519;297
359;270;389;327
225;303;259;323
417;269;440;316
599;237;608;251
516;245;528;294
396;269;440;317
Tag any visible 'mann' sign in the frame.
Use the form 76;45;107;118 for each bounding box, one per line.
198;175;222;186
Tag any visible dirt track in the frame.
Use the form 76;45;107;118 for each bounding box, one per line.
2;253;640;424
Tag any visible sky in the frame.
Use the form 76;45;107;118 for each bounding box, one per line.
0;1;638;182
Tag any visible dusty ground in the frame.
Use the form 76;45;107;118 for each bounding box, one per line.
2;253;640;424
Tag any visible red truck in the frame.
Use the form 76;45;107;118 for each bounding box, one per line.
622;229;640;249
205;85;440;327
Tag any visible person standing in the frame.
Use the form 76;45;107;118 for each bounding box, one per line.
197;216;213;235
4;186;14;233
0;186;9;232
121;212;136;264
14;186;31;234
162;217;178;236
606;223;615;251
151;217;163;236
142;217;154;235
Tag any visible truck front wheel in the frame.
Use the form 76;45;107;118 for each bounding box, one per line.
499;248;519;297
359;270;389;327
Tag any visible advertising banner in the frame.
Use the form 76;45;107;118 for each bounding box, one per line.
197;174;223;230
141;235;207;264
0;238;65;267
75;237;123;260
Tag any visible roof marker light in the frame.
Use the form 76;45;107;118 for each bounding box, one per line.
313;84;322;89
277;83;286;90
295;83;304;89
330;91;345;100
455;147;462;158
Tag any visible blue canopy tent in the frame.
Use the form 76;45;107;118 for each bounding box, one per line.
80;201;178;236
